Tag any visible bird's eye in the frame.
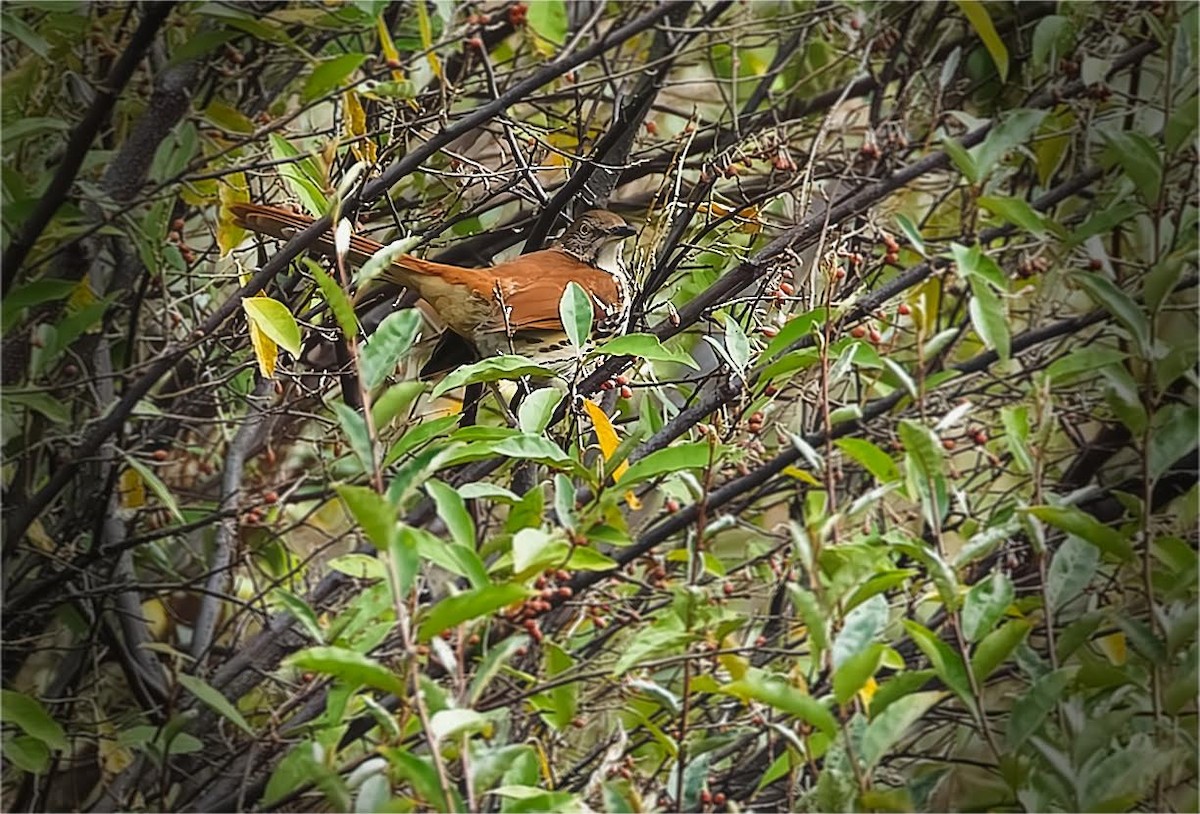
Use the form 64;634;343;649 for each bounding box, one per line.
578;222;593;234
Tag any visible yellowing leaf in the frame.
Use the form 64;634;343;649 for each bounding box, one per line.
242;295;302;355
375;16;406;81
582;399;628;482
217;172;250;256
955;0;1008;81
120;466;146;510
1097;631;1126;666
343;91;377;164
247;308;279;378
624;490;642;510
67;279;97;312
858;675;878;706
781;466;820;485
413;0;441;78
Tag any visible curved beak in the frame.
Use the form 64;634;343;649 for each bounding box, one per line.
611;225;637;238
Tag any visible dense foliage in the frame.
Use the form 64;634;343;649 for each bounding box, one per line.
2;1;1196;811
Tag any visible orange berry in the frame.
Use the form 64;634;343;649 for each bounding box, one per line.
868;328;882;343
263;490;279;504
942;438;956;450
761;326;779;338
665;498;680;513
644;120;658;135
897;303;911;316
620;385;634;399
850;326;866;338
466;36;484;49
152;449;169;461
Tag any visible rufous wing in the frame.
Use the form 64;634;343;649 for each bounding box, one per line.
228;203;390;268
482;252;622;333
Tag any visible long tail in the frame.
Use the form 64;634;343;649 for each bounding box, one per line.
228;203;389;269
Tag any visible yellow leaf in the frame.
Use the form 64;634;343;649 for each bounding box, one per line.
375;16;405;81
582;399;628;482
1097;631;1126;666
343;91;377;165
858;676;878;707
954;0;1009;82
413;0;441;78
781;466;820;485
217;172;250;256
120;466;146;510
247;297;279;378
719;638;749;680
67;279;97;312
624;491;642;510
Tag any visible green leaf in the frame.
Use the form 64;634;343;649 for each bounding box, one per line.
121;454;185;522
941;136;979;185
304;259;358;339
361;310;422;389
902;620;971;702
553;473;576;533
2;278;78;330
1148;404;1200;481
242;296;302;356
594;332;699;369
491;433;572;466
1046;535;1100;613
430;355;555;398
3;392;70;423
526;0;567;45
1027;505;1134;561
954;0;1008;81
304;53;367;101
620;442;713;486
558;281;592;352
418;584;528;641
4;736;49;774
1;12;50;58
832;593;888;669
565;546;619;571
950;242;1007;290
1045;346;1127;382
898;420;942;481
968;279;1010;360
512;527;560;574
978;195;1048;236
429;708;490;742
972;619;1032;682
177;673;255;735
1031;15;1073;68
287;645;407;696
335;484;395;549
0;690;68;750
381;746;455;811
1006;667;1076;749
517;388;562;435
412;528;488;589
974;109;1046;179
860;690;944;770
724;315;751;373
543;643;577;730
270;588;326;643
833;643;885;705
762;308;826;361
1067;200;1141;248
426;480;475;549
1144;253;1187;314
961;572;1013;642
1166;93;1199;154
893;213;927;257
835;437;900;483
1101;129;1163;205
332;401;375;473
1000;405;1033;473
268;133;327;216
724;668;838;735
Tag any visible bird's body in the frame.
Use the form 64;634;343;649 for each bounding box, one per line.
230;204;635;373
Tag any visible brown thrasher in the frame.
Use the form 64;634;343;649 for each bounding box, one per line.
230;203;636;372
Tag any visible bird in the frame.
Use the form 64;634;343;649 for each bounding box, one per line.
229;203;637;374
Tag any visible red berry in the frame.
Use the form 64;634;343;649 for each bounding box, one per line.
778;281;795;295
1088;258;1102;270
851;326;866;338
665;498;680;513
619;385;634;399
897;303;911;316
722;582;734;596
466;36;484;50
263;490;279;504
942;438;956;450
868;328;882;343
644;121;658;135
152;449;169;461
713;792;726;806
761;326;779;338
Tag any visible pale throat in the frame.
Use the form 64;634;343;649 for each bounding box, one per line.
595;240;626;276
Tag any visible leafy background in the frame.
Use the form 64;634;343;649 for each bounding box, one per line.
1;1;1196;811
